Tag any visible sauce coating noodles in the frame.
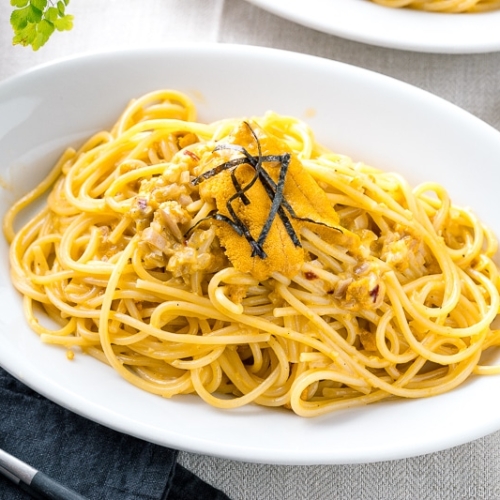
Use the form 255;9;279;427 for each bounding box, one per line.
370;0;500;12
4;89;500;417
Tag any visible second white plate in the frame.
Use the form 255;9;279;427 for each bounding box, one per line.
244;0;500;54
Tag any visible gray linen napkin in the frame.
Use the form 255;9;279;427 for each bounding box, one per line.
0;368;230;500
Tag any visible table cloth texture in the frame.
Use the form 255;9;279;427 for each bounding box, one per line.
1;1;500;499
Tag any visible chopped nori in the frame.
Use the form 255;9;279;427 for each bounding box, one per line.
191;122;342;259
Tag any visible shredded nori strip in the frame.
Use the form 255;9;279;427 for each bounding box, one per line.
192;156;249;185
190;122;342;259
230;167;250;206
256;152;290;251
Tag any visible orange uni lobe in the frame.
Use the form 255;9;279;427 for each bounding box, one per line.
197;121;347;281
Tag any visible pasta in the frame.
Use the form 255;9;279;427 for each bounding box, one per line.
4;89;500;417
370;0;500;13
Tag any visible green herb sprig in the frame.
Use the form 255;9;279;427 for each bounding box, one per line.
10;0;74;51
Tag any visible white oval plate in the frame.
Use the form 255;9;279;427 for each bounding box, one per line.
243;0;500;54
1;45;500;465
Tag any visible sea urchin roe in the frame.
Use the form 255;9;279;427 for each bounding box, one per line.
196;122;351;281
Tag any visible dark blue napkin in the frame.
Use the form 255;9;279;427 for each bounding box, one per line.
0;368;230;500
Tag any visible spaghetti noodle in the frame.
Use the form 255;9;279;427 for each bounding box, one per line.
370;0;500;13
4;89;500;417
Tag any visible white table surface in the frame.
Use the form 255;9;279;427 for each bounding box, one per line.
2;1;500;499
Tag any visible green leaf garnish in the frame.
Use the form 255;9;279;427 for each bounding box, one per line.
31;0;47;10
10;0;74;50
10;0;30;8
